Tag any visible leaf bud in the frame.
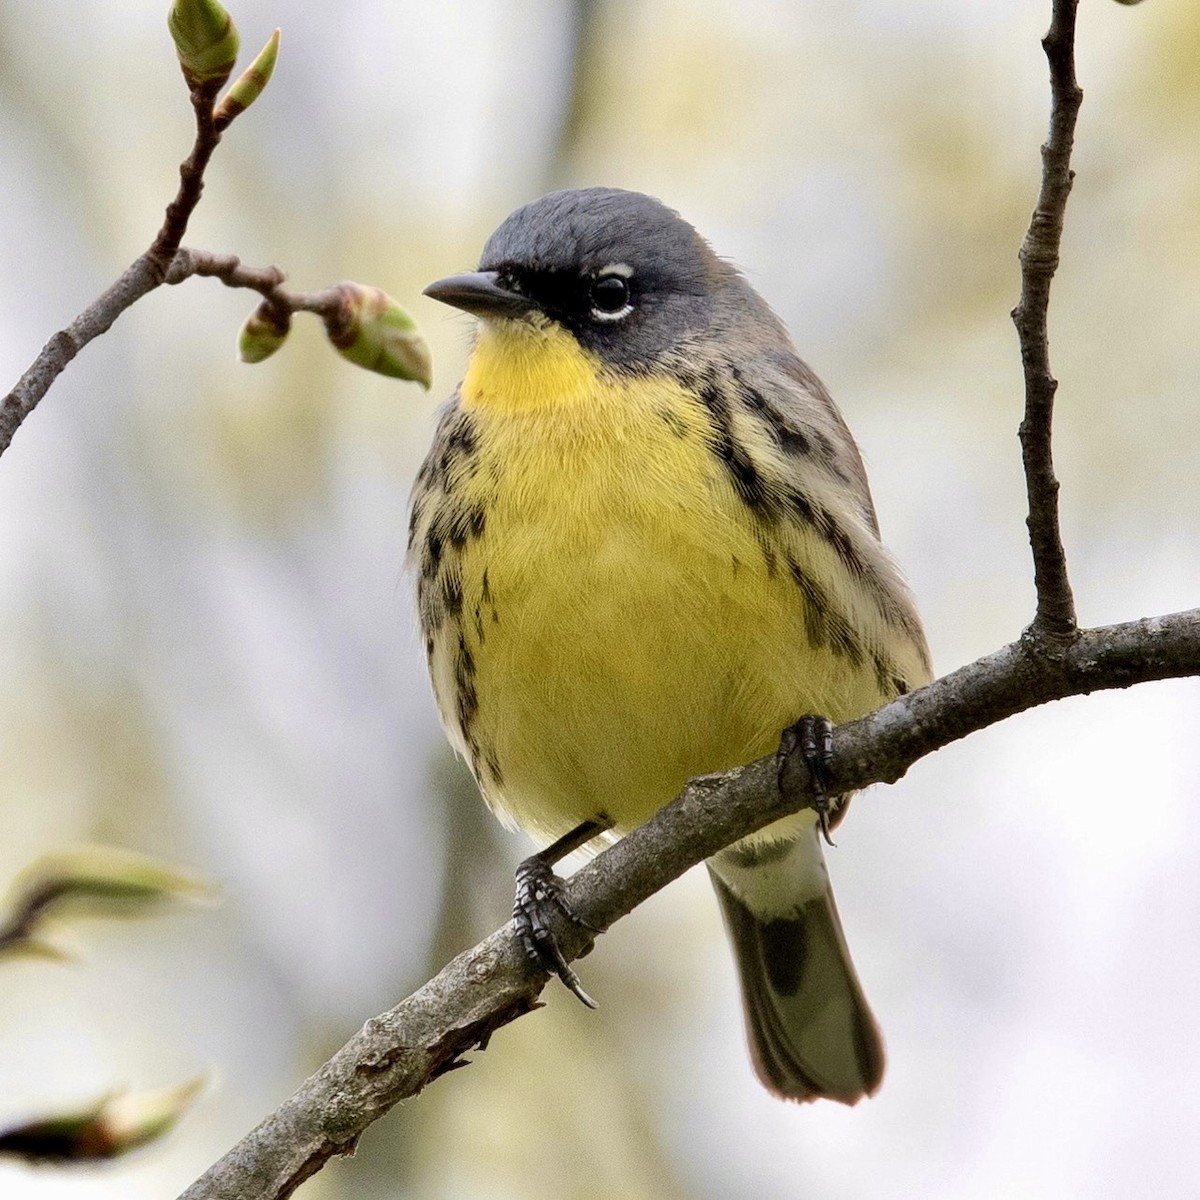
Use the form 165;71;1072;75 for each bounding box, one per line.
237;302;292;363
0;1076;207;1162
0;845;215;959
168;0;240;89
214;28;280;130
325;284;433;387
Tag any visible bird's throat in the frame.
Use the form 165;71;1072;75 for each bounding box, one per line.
462;319;602;413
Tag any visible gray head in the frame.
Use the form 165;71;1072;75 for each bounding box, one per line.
425;187;768;368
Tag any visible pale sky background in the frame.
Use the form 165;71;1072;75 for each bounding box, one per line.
1;2;1199;1198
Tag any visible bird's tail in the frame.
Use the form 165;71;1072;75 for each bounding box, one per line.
707;828;884;1104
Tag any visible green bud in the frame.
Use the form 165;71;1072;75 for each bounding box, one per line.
168;0;240;88
214;28;281;130
98;1076;208;1155
325;284;433;387
5;845;214;909
0;845;215;958
237;302;292;363
0;1095;112;1161
0;1077;207;1162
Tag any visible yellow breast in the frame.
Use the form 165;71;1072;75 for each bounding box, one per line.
419;320;899;845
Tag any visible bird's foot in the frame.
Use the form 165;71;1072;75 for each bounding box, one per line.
512;816;610;1008
777;715;838;846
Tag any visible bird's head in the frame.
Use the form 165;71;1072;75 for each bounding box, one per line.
424;187;745;375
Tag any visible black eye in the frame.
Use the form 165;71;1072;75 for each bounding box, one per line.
589;274;630;316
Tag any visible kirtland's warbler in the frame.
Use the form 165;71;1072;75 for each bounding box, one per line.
411;187;931;1103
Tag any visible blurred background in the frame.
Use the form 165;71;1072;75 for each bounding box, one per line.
1;0;1199;1196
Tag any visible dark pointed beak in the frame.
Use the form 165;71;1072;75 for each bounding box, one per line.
422;271;537;319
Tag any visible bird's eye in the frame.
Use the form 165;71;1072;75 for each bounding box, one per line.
589;273;633;321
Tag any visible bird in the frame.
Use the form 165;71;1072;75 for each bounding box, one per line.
409;187;931;1103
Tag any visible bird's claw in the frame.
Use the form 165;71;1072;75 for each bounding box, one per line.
777;715;838;847
513;856;599;1008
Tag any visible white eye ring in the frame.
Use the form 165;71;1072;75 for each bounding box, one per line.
589;264;634;323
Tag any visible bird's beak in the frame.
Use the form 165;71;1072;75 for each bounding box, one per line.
422;271;537;320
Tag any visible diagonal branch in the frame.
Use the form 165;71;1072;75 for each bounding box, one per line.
177;608;1200;1200
1013;0;1084;643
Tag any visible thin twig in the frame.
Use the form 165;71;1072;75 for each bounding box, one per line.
1012;0;1084;643
165;248;358;332
177;607;1200;1200
151;78;227;267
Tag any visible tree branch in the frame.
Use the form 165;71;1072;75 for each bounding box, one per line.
0;24;418;455
177;606;1200;1200
1013;0;1083;643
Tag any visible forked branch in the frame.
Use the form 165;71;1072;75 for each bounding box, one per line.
0;75;226;458
0;14;427;458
